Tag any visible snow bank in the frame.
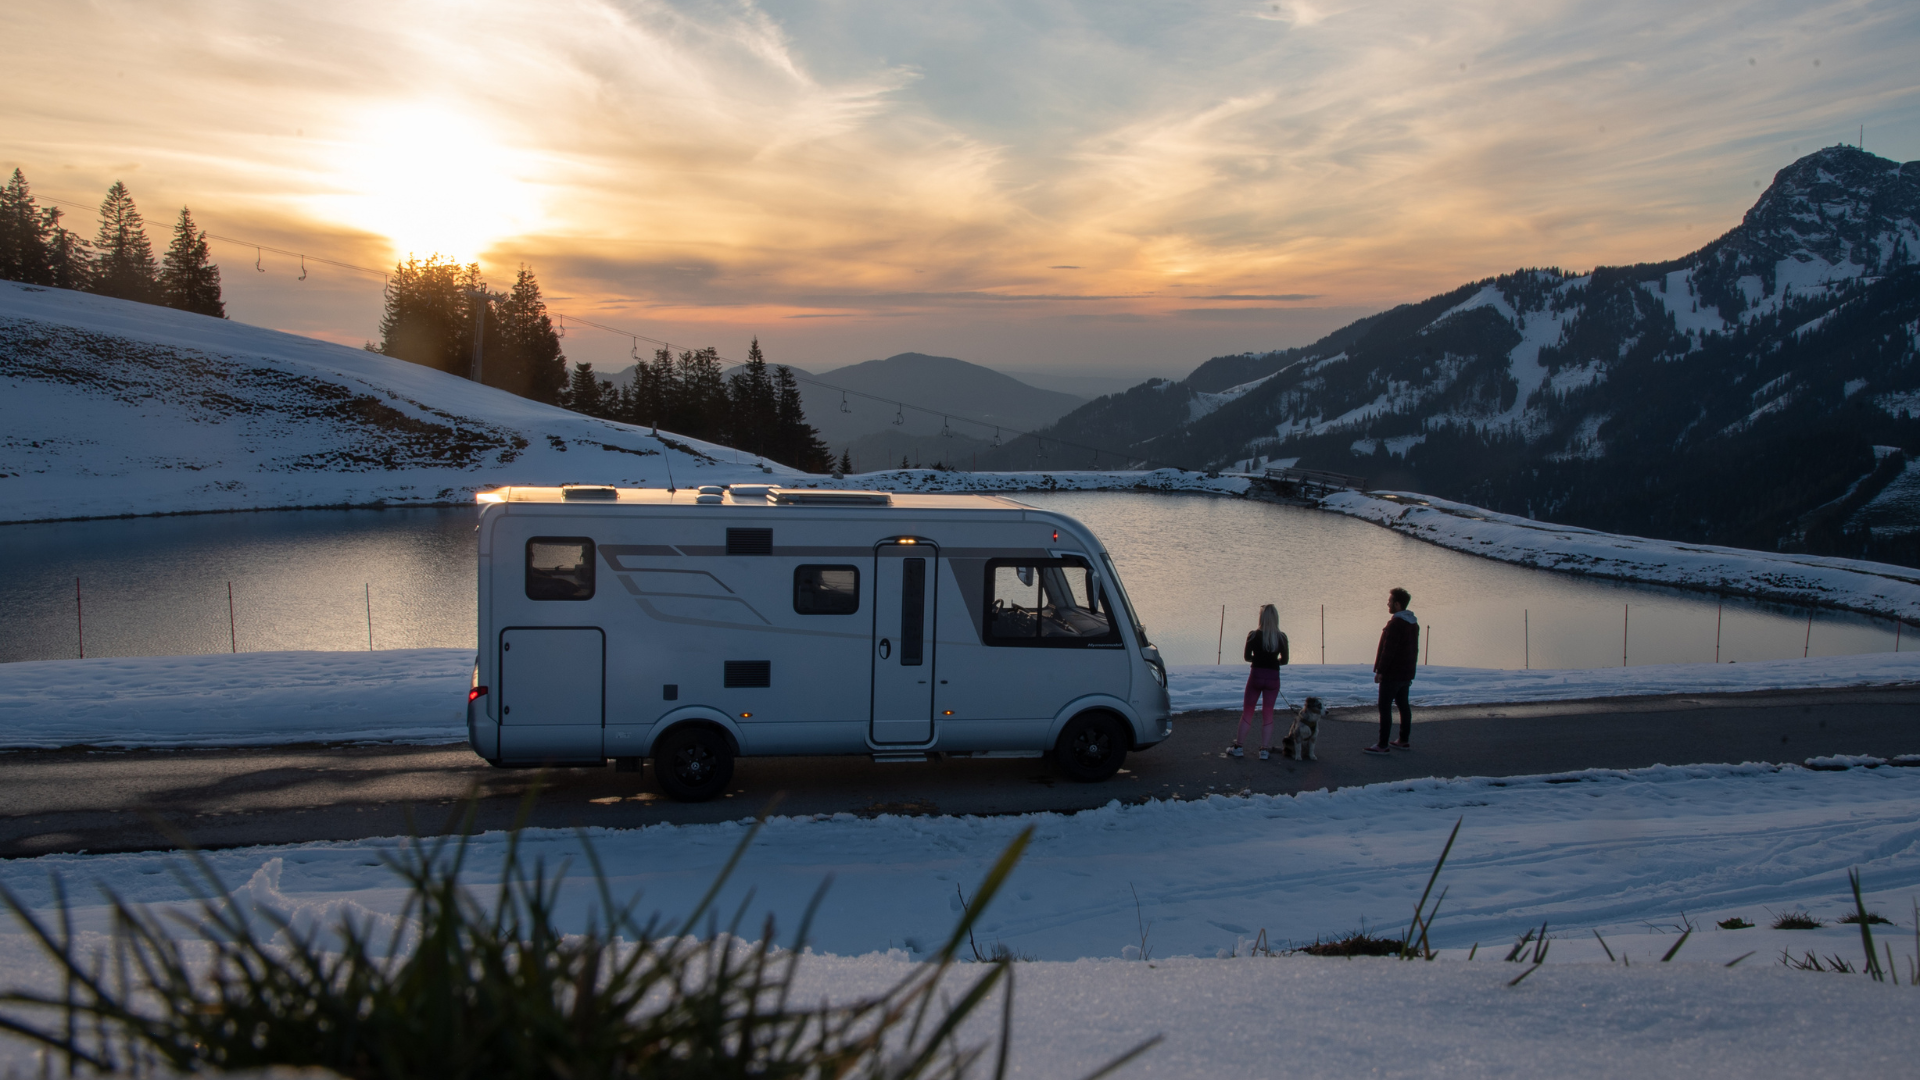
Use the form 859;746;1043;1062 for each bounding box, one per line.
1165;652;1920;712
6;650;1918;751
1324;489;1920;621
0;648;471;748
0;283;794;523
4;764;1918;1076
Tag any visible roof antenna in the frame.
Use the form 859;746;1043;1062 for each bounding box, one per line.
659;432;676;493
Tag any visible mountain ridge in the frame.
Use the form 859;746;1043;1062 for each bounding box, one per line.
988;145;1920;564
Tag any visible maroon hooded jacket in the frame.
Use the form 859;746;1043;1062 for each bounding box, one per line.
1374;609;1420;683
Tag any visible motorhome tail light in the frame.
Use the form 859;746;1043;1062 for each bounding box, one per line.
469;685;489;702
1052;530;1059;541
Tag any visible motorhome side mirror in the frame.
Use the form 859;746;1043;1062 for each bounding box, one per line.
1016;566;1034;587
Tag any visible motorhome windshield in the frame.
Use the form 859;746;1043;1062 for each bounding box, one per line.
1099;553;1150;647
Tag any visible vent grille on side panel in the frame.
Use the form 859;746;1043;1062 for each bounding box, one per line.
724;661;772;688
726;528;773;555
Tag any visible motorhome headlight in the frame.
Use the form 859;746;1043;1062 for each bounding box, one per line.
1144;653;1167;687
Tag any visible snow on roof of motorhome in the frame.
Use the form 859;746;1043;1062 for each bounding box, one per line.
481;485;1037;510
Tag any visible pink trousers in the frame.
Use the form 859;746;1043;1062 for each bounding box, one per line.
1238;667;1280;747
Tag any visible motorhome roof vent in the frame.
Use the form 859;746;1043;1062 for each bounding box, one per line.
698;485;726;495
561;485;618;500
730;484;774;497
771;489;892;506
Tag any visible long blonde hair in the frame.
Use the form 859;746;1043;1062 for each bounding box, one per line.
1258;604;1280;653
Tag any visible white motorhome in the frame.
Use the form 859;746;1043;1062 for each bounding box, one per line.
465;483;1172;800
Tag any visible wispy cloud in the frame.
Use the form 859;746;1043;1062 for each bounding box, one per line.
0;0;1914;375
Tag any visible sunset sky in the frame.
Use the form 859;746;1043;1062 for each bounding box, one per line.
3;0;1916;379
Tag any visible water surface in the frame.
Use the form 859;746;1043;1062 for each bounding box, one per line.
0;495;1901;669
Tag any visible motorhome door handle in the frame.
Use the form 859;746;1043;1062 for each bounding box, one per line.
878;639;892;660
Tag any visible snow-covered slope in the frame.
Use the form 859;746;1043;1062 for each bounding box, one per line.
0;282;796;522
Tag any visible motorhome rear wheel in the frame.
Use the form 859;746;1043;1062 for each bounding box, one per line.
653;725;735;802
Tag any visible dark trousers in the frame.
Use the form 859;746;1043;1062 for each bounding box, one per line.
1377;679;1412;745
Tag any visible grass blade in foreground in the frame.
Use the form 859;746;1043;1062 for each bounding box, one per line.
0;810;1148;1079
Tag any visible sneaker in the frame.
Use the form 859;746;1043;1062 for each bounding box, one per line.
1363;744;1391;755
1390;740;1412;750
1258;748;1270;760
1227;745;1245;758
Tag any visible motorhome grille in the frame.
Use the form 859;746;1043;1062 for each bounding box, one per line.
724;661;772;688
727;528;774;555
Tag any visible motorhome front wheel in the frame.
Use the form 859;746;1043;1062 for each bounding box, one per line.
653;726;735;802
1053;711;1129;783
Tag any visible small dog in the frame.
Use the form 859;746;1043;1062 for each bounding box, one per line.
1279;697;1325;761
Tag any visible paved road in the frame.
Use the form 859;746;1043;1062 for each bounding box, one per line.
3;686;1917;857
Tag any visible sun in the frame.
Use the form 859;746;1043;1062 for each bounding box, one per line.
317;103;545;264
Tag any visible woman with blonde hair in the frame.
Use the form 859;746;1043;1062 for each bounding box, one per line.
1229;603;1289;760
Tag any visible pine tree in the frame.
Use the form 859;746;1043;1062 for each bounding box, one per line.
492;265;566;403
41;205;89;290
158;207;224;316
772;364;832;472
88;181;157;301
838;448;854;475
726;337;777;456
0;169;53;285
379;255;487;377
562;362;605;416
670;347;729;441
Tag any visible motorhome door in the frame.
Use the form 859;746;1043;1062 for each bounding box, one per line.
872;542;937;744
498;627;605;761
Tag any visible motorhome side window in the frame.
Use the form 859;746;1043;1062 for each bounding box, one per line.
793;565;860;615
525;538;595;600
983;558;1119;646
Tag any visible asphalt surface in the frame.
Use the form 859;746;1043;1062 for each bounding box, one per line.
3;686;1918;858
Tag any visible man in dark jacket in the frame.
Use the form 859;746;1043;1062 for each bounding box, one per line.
1365;587;1418;754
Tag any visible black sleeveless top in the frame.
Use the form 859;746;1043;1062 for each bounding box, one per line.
1245;629;1290;669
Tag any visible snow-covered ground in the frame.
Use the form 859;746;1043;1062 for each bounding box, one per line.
1165;652;1920;712
3;761;1916;1076
1323;489;1920;622
0;649;471;748
0;282;792;523
5;649;1917;751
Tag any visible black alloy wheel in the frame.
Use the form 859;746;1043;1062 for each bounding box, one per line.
653;725;735;802
1053;711;1129;782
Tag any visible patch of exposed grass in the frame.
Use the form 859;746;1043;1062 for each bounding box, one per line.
1771;909;1824;930
1717;917;1755;930
1839;911;1893;926
1290;932;1403;958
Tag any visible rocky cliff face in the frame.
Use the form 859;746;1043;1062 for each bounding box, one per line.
990;146;1920;563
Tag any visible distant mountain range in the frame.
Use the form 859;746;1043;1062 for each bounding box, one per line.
795;352;1087;471
983;146;1920;565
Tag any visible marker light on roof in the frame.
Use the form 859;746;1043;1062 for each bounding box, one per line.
1052;530;1059;541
